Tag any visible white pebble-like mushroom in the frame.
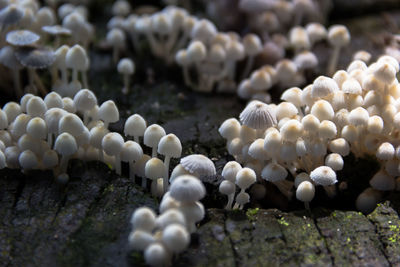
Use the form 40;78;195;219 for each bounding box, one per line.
131;207;156;232
158;134;182;192
117;58;135;94
120;140;143;180
162;223;190;254
144;124;166;158
145;157;165;197
98;100;119;129
296;181;315;210
102;132;124;175
124;114;147;143
54;132;77;173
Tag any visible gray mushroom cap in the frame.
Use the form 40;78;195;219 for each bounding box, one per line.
42;25;72;36
0;46;22;70
180;154;216;181
15;47;55;69
6;30;40;46
0;5;24;26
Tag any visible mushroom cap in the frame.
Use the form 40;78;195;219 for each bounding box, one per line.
239;100;277;130
117;58;135;75
248;138;269;161
101;132;124;156
19;149;38;170
26;117;47;139
311;76;339;98
120;140;143;162
98;100;119;124
328;25;350;47
73;89;97;113
144;243;169;267
243;33;262;56
44;92;63;109
6;30;40;46
156;208;186;230
296;181;315;202
54;132;77;156
145;157;165;180
0;46;22;70
325;153;344;171
294;51;318;70
3;102;21;123
310;166;337;186
219;118;240;140
124;114;147;137
59;113;85;136
42;25;71;35
157;134;182;158
169;174;206;203
162;224;190;253
236;167;256;190
15;47;55;69
261;162;288;182
0;5;24;26
128;230;155;251
45;108;67;134
131;207;156;232
369;170;395;191
26;96;47;117
65;44;88;71
180;154;216;179
190;19;217;43
219;180;236;195
143;124;166;148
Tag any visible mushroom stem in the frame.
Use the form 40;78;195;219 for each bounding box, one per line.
327;46;341;76
151;179;158;196
33;70;47;96
83;112;89;125
115;154;121;175
60;155;70;173
304;201;310;210
226;193;235;210
134;135;139;143
123;74;130;94
81;71;88;88
182;66;192;87
98;149;104;162
163;156;171;193
152;147;157;158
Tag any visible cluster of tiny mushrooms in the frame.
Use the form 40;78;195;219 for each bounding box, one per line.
0;0;399;266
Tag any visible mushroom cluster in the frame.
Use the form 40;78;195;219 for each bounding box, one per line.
129;174;206;267
0;88;184;192
0;1;93;98
237;23;352;102
219;55;400;213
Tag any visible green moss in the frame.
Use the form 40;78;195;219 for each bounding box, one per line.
246;208;259;221
278;217;289;227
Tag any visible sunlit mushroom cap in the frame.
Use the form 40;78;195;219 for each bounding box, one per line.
6;30;40;46
0;46;22;70
15;47;55;69
180;154;216;180
42;25;71;35
0;5;24;26
310;166;337;186
239;100;277;130
311;76;339;98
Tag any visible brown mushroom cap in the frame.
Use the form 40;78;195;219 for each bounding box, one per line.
15;47;56;69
